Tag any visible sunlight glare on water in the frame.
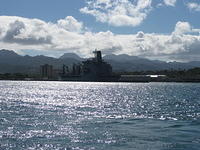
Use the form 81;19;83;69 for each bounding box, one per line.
0;81;200;150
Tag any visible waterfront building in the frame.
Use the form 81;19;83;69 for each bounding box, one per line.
40;64;53;79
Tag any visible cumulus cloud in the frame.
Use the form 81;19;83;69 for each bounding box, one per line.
57;16;84;33
80;0;152;27
187;2;200;11
0;16;84;52
173;21;200;35
0;16;200;62
3;20;52;45
173;21;192;34
164;0;176;7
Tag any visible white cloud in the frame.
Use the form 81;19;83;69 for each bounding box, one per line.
173;21;192;34
80;0;152;27
0;16;200;62
0;16;84;50
57;16;84;33
164;0;176;7
187;2;200;11
0;16;53;46
173;21;200;35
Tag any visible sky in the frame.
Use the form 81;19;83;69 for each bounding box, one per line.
0;0;200;62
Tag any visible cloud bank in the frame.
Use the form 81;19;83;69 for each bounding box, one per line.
0;16;200;62
80;0;152;27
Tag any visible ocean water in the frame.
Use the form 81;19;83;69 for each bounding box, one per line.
0;81;200;150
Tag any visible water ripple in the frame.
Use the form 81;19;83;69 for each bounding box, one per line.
0;81;200;150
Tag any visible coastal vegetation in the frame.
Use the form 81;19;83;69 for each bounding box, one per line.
1;67;200;82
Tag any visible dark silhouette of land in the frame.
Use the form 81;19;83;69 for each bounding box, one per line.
0;49;200;82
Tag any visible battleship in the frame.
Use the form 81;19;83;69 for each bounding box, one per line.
60;50;120;82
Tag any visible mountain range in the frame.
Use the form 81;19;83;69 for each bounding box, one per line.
0;49;200;74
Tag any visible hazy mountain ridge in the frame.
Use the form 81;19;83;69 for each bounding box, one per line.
0;49;79;73
59;53;83;61
103;54;199;71
0;49;199;73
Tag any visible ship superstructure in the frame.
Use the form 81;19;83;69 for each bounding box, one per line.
60;50;116;81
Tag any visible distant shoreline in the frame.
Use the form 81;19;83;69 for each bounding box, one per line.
1;79;200;83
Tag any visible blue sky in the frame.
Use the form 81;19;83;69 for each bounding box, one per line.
0;0;200;61
1;0;199;34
